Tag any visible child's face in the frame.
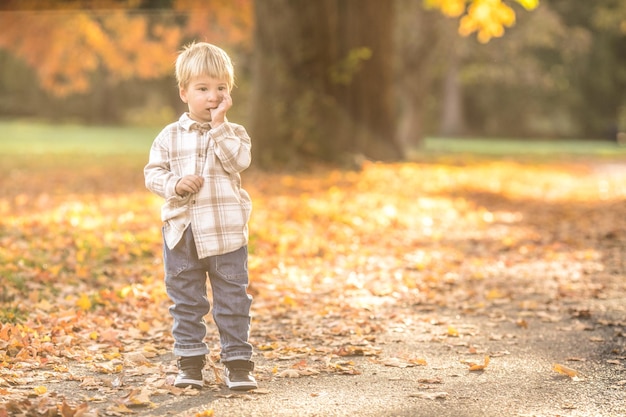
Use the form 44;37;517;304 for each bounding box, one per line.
179;75;230;123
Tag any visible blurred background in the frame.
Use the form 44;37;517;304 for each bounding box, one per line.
0;0;625;165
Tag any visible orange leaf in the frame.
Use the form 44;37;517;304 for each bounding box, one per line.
552;363;579;378
466;355;490;371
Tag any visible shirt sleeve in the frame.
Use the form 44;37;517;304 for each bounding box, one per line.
144;133;186;203
211;122;252;174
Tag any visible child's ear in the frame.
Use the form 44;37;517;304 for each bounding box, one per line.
179;86;188;103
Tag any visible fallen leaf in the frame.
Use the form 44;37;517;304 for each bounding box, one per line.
408;357;428;366
277;369;300;378
120;388;154;408
380;357;418;368
552;363;579;379
105;403;135;414
417;378;443;384
252;388;270;394
60;401;90;417
463;355;490;371
76;294;92;311
123;351;147;364
409;391;448;400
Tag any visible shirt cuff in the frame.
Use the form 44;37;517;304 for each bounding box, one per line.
166;177;188;204
210;122;235;142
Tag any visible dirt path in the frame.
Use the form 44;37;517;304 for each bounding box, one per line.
29;292;624;417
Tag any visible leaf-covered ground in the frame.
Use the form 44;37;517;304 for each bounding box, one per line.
1;152;625;416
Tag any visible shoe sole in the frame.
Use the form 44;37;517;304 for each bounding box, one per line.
225;377;258;391
174;377;204;389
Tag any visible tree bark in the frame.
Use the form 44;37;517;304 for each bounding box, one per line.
394;0;445;152
249;0;402;167
439;40;465;137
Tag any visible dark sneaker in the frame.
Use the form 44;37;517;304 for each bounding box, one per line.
224;360;257;391
174;355;206;389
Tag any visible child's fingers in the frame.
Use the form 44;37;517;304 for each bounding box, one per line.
187;177;201;193
220;94;232;109
179;175;204;193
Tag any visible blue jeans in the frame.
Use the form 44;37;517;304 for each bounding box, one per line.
163;226;253;362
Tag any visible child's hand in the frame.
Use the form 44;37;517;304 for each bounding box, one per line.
210;93;232;127
175;175;204;196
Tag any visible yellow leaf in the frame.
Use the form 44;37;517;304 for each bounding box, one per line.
195;410;215;417
282;295;297;307
424;0;467;17
447;325;459;337
459;15;478;36
33;385;47;395
120;285;134;298
486;288;505;300
76;293;92;311
138;321;151;333
442;0;467;17
515;0;539;11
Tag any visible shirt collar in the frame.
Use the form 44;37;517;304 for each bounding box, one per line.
179;113;211;133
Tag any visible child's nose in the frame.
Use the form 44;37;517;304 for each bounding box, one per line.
209;91;220;101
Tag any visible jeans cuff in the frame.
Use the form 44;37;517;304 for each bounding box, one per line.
173;343;210;357
221;352;253;363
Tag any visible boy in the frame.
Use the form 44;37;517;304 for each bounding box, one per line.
144;42;256;391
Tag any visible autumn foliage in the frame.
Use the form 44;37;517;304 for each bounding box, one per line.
0;0;252;96
1;144;625;414
425;0;540;43
0;0;538;98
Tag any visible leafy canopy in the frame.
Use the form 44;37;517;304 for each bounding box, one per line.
425;0;540;43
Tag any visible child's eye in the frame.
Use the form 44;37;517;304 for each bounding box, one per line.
218;86;227;91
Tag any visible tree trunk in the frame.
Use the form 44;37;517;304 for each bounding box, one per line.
394;0;446;153
439;41;465;137
249;0;402;167
332;0;400;160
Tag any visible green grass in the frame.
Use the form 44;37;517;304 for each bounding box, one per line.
2;120;625;159
422;136;626;157
0;120;159;155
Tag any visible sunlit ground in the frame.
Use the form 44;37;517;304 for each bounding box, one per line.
1;126;625;413
1;152;624;319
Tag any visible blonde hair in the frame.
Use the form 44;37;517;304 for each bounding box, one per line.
175;42;235;90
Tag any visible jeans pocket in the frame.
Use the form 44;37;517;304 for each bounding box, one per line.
215;246;248;282
163;227;191;277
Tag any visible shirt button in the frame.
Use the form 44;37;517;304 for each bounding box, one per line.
191;200;196;204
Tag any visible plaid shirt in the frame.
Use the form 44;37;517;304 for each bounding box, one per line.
144;113;252;259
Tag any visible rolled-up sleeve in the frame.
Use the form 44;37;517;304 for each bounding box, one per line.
144;134;186;203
